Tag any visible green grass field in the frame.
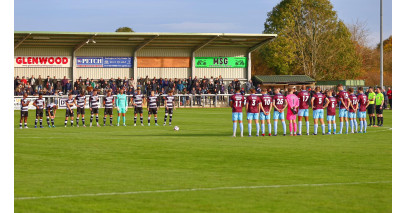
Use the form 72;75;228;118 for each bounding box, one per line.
14;108;392;213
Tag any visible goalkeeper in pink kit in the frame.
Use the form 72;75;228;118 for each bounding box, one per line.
286;88;300;136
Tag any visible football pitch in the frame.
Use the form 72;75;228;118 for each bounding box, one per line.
14;108;392;212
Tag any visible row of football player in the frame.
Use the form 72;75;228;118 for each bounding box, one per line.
229;84;380;137
18;88;176;128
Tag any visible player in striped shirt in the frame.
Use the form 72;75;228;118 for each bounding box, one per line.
259;88;272;136
164;90;175;126
230;86;245;137
19;93;30;129
103;91;115;126
348;88;358;133
89;90;100;127
46;100;58;127
357;87;369;133
65;93;75;127
75;91;87;127
311;87;326;135
147;91;159;126
33;93;45;128
131;88;145;126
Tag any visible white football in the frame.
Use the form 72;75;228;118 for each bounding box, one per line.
174;126;180;131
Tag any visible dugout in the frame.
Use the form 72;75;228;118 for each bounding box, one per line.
252;75;316;90
14;31;276;84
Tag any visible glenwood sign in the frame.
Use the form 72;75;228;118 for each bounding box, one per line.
14;56;72;67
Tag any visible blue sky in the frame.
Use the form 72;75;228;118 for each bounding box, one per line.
14;0;391;47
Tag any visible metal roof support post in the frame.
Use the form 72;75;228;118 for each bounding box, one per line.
247;52;252;81
133;35;159;83
72;34;97;82
14;33;31;50
191;35;219;78
191;52;195;78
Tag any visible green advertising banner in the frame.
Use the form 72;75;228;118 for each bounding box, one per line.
195;57;247;68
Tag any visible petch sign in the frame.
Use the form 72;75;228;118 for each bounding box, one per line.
14;56;72;67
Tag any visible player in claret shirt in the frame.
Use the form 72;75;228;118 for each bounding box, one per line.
259;88;272;136
297;85;311;135
311;87;326;135
230;86;245;137
348;88;359;133
357;87;369;133
325;90;337;134
245;88;260;137
337;84;350;134
272;88;287;136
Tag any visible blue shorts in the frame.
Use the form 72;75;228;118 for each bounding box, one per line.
313;109;324;119
118;107;127;114
327;115;335;121
232;112;243;121
260;112;271;120
357;111;367;118
247;113;259;120
339;108;348;118
298;109;309;117
273;111;284;120
348;112;357;119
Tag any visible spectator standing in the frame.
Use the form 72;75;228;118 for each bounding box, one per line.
62;76;68;94
387;87;392;109
37;75;43;90
29;75;36;88
21;76;27;85
14;76;21;89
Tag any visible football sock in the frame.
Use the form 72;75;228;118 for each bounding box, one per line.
369;116;372;125
82;118;85;125
256;123;260;135
321;124;325;134
268;123;272;135
360;120;363;132
51;119;54;125
333;123;336;133
140;116;143;124
282;121;286;134
134;116;137;124
148;117;150;124
96;116;99;124
40;119;42;126
47;117;50;125
289;122;293;134
71;120;73;126
364;120;367;131
248;123;252;135
19;123;22;128
306;121;310;134
233;122;237;135
169;114;172;124
110;117;113;124
117;116;121;124
298;121;302;134
293;122;297;134
354;120;358;132
274;121;278;134
64;120;67;126
373;116;376;125
90;115;93;123
314;124;318;134
103;117;106;125
123;117;126;124
381;117;383;125
328;123;331;132
164;113;168;123
346;121;349;133
24;123;27;127
76;117;79;125
340;122;343;133
239;122;244;135
350;120;354;132
261;124;265;134
35;119;38;126
154;117;157;124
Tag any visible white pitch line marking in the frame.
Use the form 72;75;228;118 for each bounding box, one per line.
15;180;391;200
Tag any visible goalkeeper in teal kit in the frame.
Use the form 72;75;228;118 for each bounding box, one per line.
116;89;128;126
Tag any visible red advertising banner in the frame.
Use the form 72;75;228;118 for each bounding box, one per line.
14;56;72;67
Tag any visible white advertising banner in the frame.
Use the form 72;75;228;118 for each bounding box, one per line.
14;97;42;110
14;56;72;67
